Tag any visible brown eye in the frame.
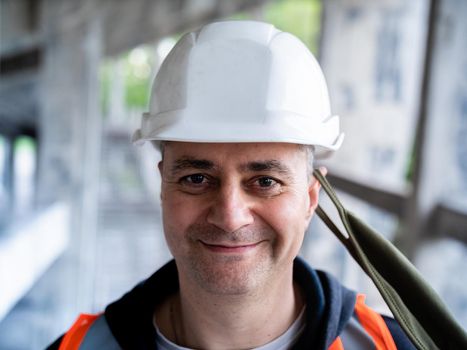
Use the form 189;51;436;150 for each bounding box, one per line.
185;174;205;184
257;177;275;187
248;176;282;197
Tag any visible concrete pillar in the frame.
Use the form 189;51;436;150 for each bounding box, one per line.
0;136;15;227
37;0;102;323
418;0;467;216
4;136;15;206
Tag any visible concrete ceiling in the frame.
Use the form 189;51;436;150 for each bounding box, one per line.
0;0;269;132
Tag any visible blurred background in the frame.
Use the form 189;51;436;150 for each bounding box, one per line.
0;0;466;348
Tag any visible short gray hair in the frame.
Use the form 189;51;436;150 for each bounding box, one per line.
299;144;315;179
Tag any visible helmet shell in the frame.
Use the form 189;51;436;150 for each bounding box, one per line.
133;21;344;158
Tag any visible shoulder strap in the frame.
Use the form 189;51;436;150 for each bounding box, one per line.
313;169;467;350
59;314;101;350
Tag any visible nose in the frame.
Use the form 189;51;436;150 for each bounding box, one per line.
206;182;254;233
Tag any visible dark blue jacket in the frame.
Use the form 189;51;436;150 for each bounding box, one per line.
47;257;415;349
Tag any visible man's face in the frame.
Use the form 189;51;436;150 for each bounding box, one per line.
158;142;320;295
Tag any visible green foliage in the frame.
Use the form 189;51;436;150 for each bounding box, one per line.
122;50;152;109
100;61;112;116
14;136;35;152
124;71;150;109
231;0;322;54
264;0;322;54
100;47;154;113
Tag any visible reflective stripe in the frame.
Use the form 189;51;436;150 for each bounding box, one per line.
354;294;397;350
59;314;100;350
328;337;344;350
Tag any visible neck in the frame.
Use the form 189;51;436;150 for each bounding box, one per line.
166;269;304;350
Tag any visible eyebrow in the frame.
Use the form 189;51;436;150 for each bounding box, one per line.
241;160;292;176
170;158;216;174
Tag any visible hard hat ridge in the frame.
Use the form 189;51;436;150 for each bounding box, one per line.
195;20;280;45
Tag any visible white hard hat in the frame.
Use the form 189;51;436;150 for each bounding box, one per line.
133;20;344;158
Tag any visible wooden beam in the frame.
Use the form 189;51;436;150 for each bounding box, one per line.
428;204;467;243
400;0;440;257
0;48;41;75
102;0;270;57
326;173;407;217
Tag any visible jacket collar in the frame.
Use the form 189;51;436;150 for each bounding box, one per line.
105;257;356;349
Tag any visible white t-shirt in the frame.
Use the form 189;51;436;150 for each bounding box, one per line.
155;307;306;350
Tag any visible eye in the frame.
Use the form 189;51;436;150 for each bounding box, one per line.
183;174;206;184
249;176;282;196
257;177;275;187
178;174;212;194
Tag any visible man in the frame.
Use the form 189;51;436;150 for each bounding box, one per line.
48;21;415;349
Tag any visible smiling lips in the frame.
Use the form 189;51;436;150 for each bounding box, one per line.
200;241;261;254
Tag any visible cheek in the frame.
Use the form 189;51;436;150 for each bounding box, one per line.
161;190;206;239
262;193;310;249
282;189;312;225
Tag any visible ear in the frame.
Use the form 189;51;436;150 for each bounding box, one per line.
306;178;320;217
306;167;327;220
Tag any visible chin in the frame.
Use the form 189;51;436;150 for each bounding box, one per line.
186;254;272;296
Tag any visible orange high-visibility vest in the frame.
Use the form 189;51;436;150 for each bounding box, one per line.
328;294;397;350
59;295;397;349
58;314;101;350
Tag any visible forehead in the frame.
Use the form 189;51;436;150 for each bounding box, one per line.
162;142;307;168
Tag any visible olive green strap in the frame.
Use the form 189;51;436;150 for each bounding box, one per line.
313;169;467;350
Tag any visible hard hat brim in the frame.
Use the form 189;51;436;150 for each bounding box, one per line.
133;111;344;159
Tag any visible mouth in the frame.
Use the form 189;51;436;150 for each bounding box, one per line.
200;241;262;254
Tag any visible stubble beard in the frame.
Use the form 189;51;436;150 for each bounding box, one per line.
171;223;276;296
